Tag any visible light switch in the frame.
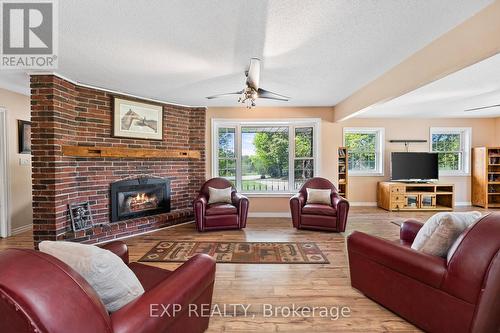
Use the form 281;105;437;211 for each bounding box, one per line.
19;158;30;166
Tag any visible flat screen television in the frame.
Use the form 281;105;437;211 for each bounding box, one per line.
391;152;439;182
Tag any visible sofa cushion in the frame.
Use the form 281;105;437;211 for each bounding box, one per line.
206;203;237;216
306;188;331;205
411;211;481;257
302;204;336;216
39;241;145;312
208;186;232;204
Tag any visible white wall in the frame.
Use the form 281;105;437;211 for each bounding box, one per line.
0;88;32;234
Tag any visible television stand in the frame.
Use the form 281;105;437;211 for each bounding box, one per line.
377;181;454;211
392;179;436;184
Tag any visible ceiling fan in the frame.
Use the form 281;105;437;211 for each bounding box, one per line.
206;58;290;108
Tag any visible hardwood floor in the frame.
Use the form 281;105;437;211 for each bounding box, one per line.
0;207;491;332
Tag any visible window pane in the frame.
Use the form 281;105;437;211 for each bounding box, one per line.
438;152;461;171
432;134;461;152
345;133;376;153
241;126;289;192
295;127;313;158
294;159;314;189
218;128;235;158
345;132;377;172
348;152;376;171
218;158;236;185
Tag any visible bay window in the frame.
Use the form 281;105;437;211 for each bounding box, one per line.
213;119;320;194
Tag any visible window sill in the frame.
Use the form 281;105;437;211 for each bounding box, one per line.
439;172;470;177
349;173;385;177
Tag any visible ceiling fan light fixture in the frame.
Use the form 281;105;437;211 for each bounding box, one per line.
238;87;257;109
206;58;289;109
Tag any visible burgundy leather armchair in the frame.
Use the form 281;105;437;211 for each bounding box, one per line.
290;177;349;232
347;213;500;333
0;241;216;333
193;178;249;232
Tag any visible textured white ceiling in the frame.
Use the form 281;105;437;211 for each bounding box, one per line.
0;0;493;107
359;53;500;118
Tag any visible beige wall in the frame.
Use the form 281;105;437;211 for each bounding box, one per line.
206;107;496;213
0;88;32;232
496;118;500;145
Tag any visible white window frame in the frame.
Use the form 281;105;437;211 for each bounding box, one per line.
343;127;385;176
212;118;321;196
430;127;471;176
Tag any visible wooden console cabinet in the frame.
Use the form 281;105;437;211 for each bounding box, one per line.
377;182;454;211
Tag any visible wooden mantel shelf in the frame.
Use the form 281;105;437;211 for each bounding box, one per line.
62;145;201;159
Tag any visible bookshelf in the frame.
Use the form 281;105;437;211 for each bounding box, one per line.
472;147;500;208
338;147;348;198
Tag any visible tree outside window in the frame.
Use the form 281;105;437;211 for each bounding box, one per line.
213;120;319;193
430;128;471;175
343;128;384;175
217;127;236;185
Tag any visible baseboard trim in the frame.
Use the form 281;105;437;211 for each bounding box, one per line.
350;202;378;207
455;202;472;207
249;212;291;218
11;224;33;236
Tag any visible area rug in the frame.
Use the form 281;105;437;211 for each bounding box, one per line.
139;241;329;264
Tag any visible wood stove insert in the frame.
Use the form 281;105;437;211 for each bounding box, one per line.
111;177;171;222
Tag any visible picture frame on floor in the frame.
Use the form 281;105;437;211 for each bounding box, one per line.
69;202;94;232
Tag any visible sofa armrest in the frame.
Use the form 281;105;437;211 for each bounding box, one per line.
400;219;424;245
290;193;305;228
111;254;216;333
231;192;247;206
193;194;207;231
347;231;446;288
101;241;129;264
331;193;349;232
232;192;249;228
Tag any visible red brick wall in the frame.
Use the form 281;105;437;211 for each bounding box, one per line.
30;75;206;245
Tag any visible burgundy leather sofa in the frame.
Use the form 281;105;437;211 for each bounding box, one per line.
0;241;216;333
290;177;349;232
193;178;249;232
347;213;500;333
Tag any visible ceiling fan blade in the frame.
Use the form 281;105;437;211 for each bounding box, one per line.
257;88;290;101
246;58;261;90
464;104;500;112
206;91;243;99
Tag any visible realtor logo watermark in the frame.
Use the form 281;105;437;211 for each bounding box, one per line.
0;0;58;69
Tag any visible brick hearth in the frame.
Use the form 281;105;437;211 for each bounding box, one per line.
30;75;206;245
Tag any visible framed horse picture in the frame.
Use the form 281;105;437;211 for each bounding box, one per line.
112;97;163;140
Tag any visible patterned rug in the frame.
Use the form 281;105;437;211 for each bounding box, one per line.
139;241;329;264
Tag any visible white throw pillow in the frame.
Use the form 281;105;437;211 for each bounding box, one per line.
306;188;331;205
208;186;232;204
411;211;482;257
39;241;144;312
416;214;463;257
446;217;482;263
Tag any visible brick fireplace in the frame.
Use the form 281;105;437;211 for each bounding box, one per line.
30;75;206;245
